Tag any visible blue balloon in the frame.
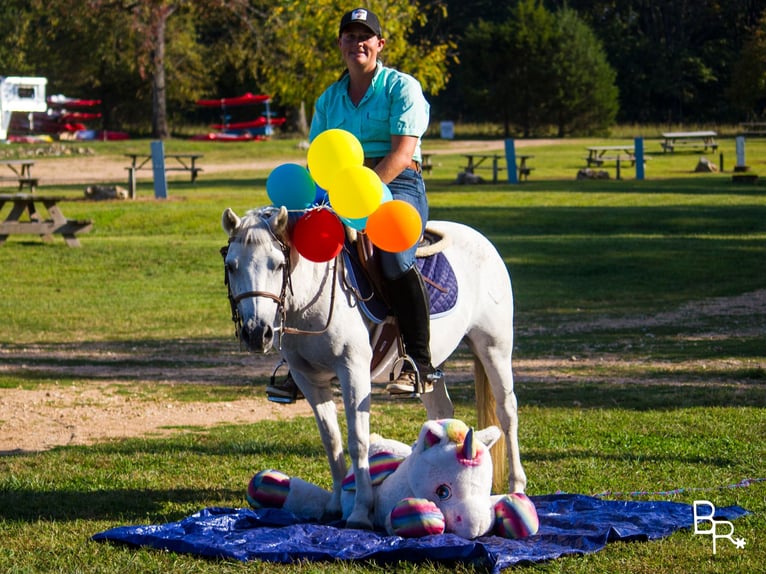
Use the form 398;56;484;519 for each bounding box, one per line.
267;163;316;210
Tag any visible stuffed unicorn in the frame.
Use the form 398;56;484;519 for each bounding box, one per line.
246;419;539;540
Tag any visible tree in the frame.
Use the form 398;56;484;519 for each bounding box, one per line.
549;9;618;136
251;1;453;133
458;0;617;136
728;9;766;118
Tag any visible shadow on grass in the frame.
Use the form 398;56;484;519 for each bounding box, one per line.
445;378;766;410
0;487;242;522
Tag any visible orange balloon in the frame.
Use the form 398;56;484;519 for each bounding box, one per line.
365;200;423;252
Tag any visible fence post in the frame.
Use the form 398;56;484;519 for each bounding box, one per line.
634;137;644;180
505;139;518;184
150;140;168;199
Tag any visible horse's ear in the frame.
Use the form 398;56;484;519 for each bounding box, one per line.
476;426;502;449
222;208;241;237
272;205;290;242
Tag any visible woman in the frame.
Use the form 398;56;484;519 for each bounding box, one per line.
267;7;438;402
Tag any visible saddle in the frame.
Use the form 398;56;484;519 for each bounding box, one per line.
342;228;458;375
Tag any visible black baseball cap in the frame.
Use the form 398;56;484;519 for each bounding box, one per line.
339;8;382;37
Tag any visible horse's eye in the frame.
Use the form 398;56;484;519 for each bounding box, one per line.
435;484;452;500
225;260;237;273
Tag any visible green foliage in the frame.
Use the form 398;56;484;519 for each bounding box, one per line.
728;9;766;118
550;9;618;136
256;0;453;112
459;1;618;137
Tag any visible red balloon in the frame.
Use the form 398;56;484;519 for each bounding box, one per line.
292;208;345;262
365;200;422;252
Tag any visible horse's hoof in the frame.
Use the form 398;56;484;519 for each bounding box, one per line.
320;510;342;523
345;518;374;531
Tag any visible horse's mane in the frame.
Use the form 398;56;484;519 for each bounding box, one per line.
234;207;282;246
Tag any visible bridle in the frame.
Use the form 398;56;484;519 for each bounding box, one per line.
220;232;340;348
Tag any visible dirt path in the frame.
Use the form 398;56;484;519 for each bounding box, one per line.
2;289;763;454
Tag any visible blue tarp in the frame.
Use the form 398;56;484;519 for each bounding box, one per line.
92;494;748;571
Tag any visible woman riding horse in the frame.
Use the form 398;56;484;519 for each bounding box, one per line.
268;7;438;403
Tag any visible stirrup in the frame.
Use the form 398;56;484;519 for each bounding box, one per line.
386;355;442;397
266;360;304;404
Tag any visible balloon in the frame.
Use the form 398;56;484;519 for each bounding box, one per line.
292;208;345;263
307;129;364;190
327;164;383;219
339;184;392;230
380;183;393;203
340;215;368;231
365;200;423;252
266;163;316;210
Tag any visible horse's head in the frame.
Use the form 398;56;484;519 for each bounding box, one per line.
406;419;502;539
222;206;292;352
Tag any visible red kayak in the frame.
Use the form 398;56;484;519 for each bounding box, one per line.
196;93;271;107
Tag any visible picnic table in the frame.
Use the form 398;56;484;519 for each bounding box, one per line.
585;145;636;167
517;154;535;181
660;131;718;153
125;152;203;198
0;193;93;247
0;159;39;193
462;154;505;183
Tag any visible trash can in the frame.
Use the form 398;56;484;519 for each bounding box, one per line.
440;121;455;140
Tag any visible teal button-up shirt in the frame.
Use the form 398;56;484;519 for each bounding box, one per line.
309;62;430;163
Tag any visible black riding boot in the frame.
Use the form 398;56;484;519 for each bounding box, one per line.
384;266;439;394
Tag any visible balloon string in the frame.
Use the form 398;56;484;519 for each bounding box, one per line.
553;477;765;499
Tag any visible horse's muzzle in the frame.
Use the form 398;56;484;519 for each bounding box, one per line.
241;319;274;352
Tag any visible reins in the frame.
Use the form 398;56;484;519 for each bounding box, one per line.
221;234;341;348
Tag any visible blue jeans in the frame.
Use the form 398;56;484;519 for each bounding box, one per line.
379;167;428;280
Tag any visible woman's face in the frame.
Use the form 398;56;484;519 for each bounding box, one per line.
338;23;385;71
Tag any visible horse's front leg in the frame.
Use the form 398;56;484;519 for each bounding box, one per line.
299;379;347;521
338;362;373;530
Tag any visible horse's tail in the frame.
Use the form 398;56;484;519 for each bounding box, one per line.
474;358;507;494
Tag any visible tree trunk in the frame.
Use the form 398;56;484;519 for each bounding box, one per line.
151;9;171;139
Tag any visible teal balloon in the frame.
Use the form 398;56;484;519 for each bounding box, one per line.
381;183;393;203
267;163;316;210
341;215;368;230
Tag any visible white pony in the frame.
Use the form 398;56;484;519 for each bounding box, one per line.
221;206;526;530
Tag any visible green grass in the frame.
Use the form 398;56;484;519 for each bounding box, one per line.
0;135;764;572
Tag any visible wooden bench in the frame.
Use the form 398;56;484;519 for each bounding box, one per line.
0;194;93;247
661;131;718;153
0;176;39;193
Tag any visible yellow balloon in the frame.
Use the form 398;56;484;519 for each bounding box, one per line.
328;165;384;219
307;129;364;190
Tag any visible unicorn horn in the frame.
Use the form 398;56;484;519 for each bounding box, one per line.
461;427;478;460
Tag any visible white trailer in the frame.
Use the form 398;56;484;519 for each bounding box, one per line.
0;76;48;140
